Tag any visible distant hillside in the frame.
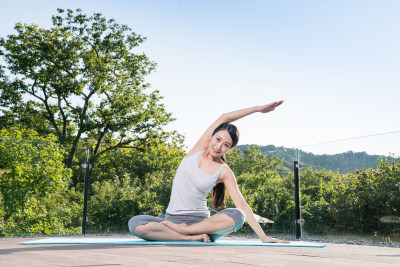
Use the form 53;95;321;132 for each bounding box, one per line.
236;144;385;174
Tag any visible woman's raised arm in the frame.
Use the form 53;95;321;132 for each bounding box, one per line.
187;101;283;156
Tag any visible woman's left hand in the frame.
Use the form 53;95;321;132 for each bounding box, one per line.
261;236;290;243
258;101;284;113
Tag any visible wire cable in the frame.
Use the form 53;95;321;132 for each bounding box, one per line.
297;130;400;149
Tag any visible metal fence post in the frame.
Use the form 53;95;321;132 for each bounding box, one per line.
294;160;302;239
82;149;91;234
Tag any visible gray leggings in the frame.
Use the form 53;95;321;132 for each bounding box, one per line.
128;208;246;242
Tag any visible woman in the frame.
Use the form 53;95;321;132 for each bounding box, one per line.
128;101;288;243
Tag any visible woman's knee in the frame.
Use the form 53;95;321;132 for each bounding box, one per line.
128;215;142;235
133;224;148;236
219;208;246;230
128;215;165;236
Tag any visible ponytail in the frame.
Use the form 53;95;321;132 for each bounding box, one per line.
212;155;226;208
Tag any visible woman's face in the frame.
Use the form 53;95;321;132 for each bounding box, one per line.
209;129;233;158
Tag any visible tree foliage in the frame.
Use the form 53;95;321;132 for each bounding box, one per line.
224;146;400;236
0;8;185;236
295;158;400;234
1;9;399;239
224;146;293;231
0;8;175;173
85;140;186;232
0;127;80;236
0;133;399;237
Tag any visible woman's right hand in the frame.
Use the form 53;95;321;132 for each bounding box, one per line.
258;101;284;113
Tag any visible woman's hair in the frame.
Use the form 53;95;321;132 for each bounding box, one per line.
211;123;239;208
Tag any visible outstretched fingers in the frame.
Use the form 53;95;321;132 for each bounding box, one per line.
259;100;284;113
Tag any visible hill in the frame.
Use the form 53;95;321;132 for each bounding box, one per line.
236;144;385;174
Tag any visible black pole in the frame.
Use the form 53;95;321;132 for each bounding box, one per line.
82;151;91;234
294;161;302;239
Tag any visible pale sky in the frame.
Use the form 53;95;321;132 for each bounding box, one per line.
1;0;399;156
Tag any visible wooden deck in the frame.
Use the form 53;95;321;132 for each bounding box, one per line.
1;237;399;266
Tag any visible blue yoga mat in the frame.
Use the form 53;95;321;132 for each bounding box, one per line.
21;238;326;247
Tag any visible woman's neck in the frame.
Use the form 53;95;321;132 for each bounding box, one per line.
203;150;223;163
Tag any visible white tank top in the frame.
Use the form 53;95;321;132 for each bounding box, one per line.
166;150;225;216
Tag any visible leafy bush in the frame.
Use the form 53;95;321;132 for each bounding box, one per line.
85;142;185;232
0;128;81;236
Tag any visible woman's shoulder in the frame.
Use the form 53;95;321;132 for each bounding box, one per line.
185;148;206;158
219;164;234;178
215;164;234;184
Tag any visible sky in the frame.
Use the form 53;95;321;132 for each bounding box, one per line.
1;0;399;156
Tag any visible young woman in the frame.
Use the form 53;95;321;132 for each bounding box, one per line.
128;101;288;243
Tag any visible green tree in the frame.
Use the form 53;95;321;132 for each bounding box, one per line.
0;127;80;236
0;8;175;176
86;141;186;232
224;146;291;232
299;168;339;231
92;135;185;185
290;158;400;235
346;159;400;233
228;145;283;177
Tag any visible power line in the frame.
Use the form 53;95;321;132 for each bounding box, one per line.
297;130;400;149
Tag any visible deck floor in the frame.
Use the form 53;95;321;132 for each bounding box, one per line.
1;237;399;266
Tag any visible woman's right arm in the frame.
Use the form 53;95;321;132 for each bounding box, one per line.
187;101;283;156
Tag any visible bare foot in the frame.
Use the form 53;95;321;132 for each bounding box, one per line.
161;221;188;234
202;234;211;242
161;221;211;242
184;233;211;242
